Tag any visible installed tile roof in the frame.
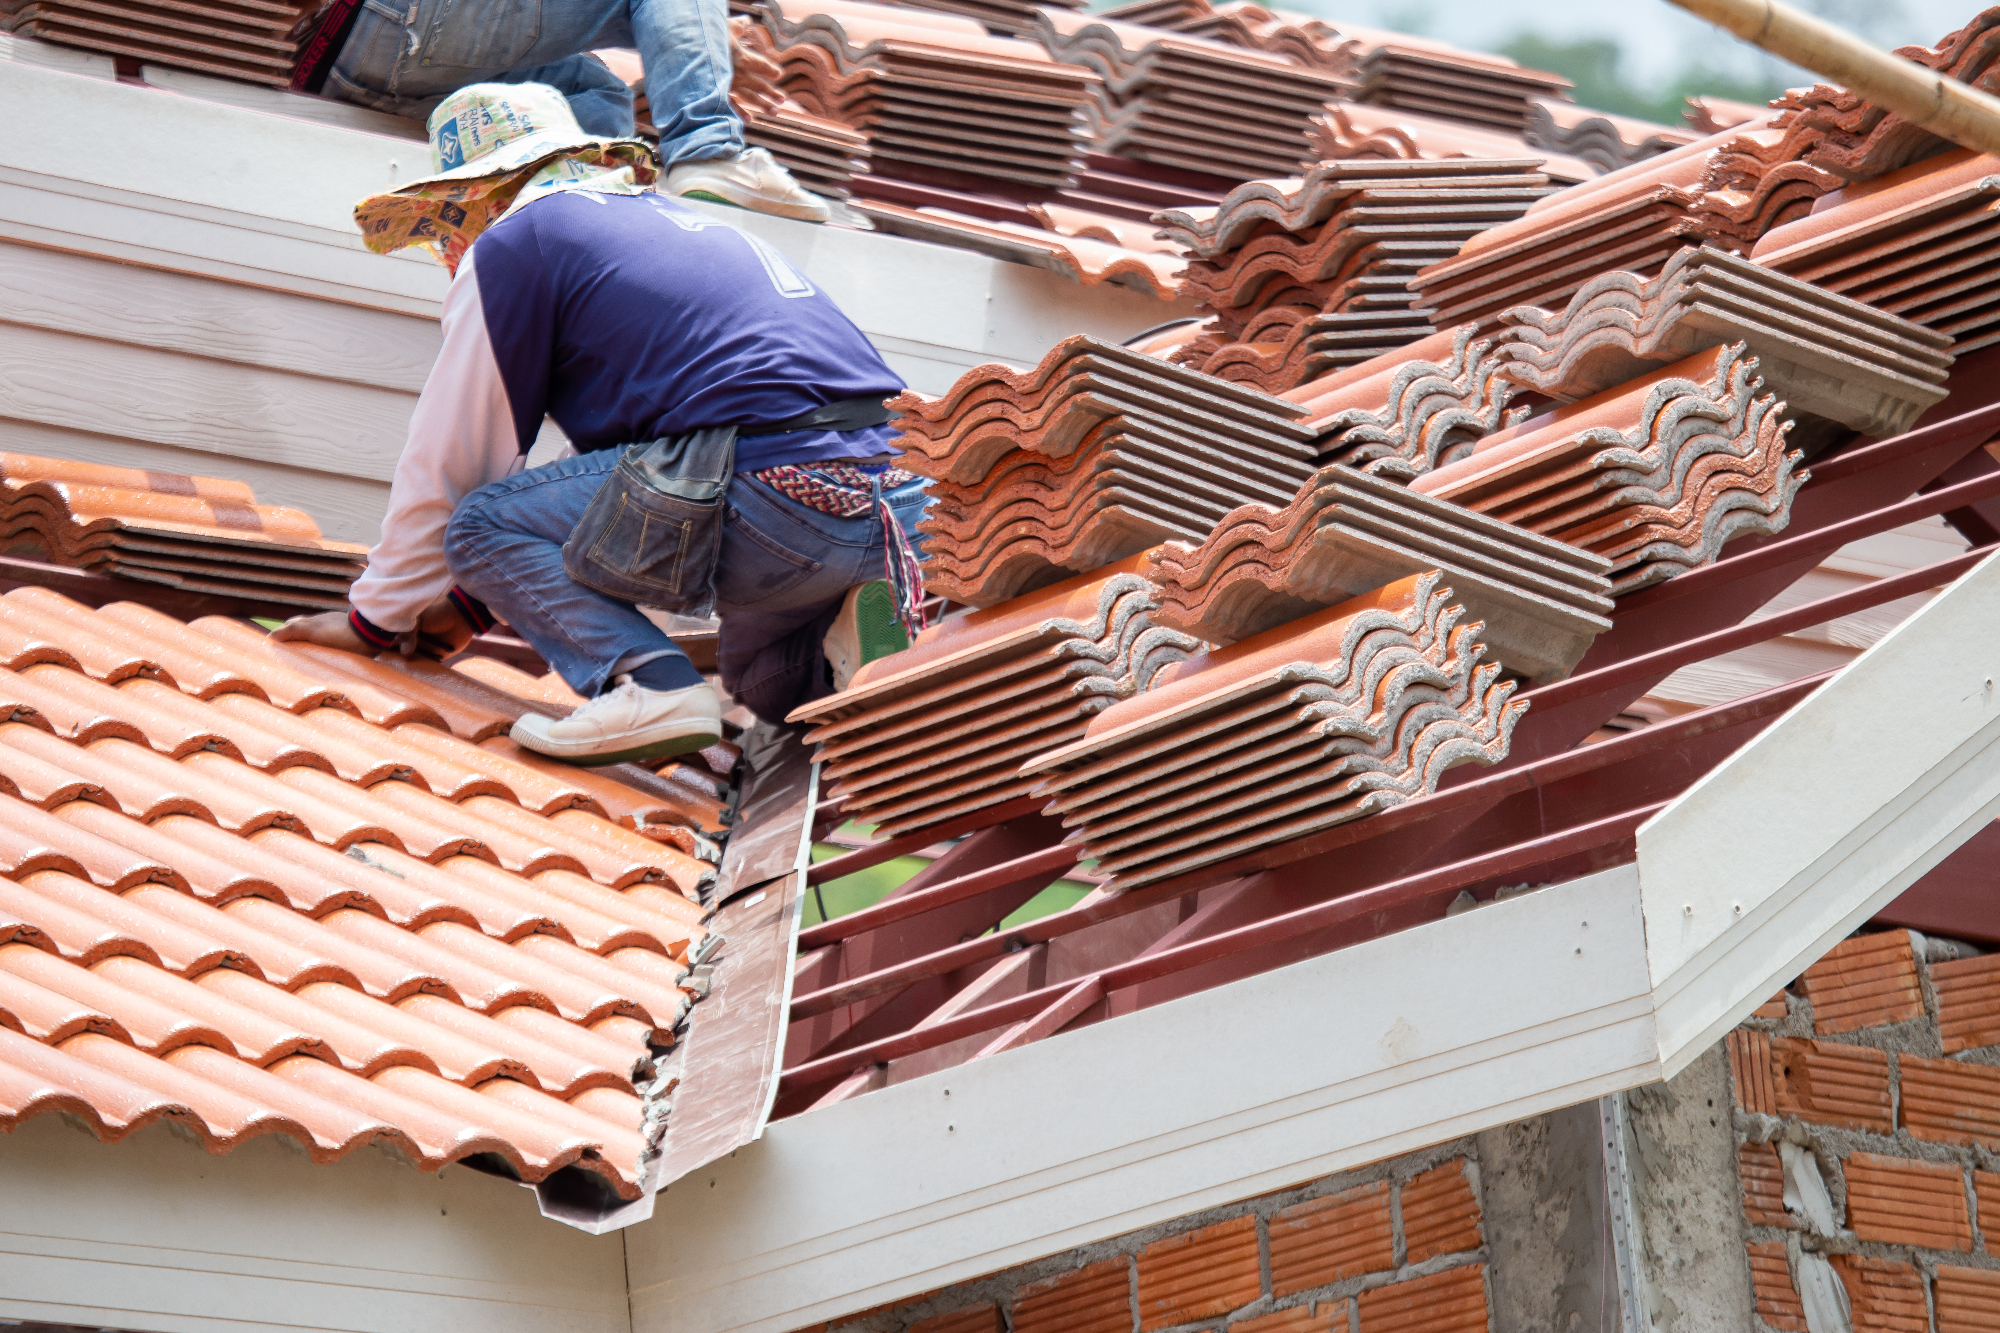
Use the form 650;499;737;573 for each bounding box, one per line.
0;583;735;1200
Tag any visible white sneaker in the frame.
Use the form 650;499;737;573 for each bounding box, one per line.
511;676;722;764
665;147;831;223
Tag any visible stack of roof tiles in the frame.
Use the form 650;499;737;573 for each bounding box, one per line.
848;196;1188;298
1751;148;2000;355
1091;0;1356;76
1490;243;1954;439
1407;343;1807;595
762;0;1099;191
787;554;1197;837
891;335;1320;606
0;455;369;612
1145;463;1615;681
3;0;311;86
1153;159;1554;391
1520;98;1695;174
1282;323;1526;476
1022;571;1526;891
1031;9;1348;180
1306;103;1600;185
1703;10;2000;229
1405;128;1772;330
1348;38;1572;135
0;584;742;1197
605;35;872;199
867;0;1087;40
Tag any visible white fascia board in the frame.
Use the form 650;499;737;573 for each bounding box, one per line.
1639;547;2000;1076
0;1115;629;1333
625;864;1660;1333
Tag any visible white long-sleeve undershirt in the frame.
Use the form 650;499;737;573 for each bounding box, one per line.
347;250;523;631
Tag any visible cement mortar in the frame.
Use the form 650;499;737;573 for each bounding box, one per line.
1477;1100;1612;1333
1624;1045;1755;1332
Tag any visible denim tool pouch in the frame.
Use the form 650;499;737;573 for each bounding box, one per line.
562;425;738;616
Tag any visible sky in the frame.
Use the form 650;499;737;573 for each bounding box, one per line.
1289;0;1983;101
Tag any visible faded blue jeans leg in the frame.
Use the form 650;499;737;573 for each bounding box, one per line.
327;0;741;165
445;451;669;699
445;453;929;721
711;472;929;725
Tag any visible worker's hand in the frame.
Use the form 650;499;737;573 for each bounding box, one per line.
269;610;381;655
414;593;479;661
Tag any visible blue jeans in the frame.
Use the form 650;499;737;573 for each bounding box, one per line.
328;0;742;166
445;450;929;723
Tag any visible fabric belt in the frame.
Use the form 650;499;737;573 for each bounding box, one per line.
750;461;928;634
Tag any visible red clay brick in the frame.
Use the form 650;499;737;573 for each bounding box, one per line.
1269;1181;1395;1297
1354;1265;1486;1333
1935;1264;2000;1333
913;1306;1003;1333
1900;1055;2000;1149
1136;1215;1263;1330
1830;1256;1927;1333
1014;1258;1134;1333
1747;1242;1806;1333
1228;1304;1346;1333
1400;1160;1482;1264
1844;1151;1972;1250
1798;932;1923;1034
1770;1038;1892;1132
1933;954;2000;1053
1753;991;1789;1020
1728;1030;1775;1114
1738;1142;1794;1229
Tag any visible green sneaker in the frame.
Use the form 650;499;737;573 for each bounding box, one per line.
823;580;910;691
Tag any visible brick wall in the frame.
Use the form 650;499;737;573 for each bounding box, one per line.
1726;929;2000;1332
793;1145;1494;1333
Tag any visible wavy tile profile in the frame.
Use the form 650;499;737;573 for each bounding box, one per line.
0;585;739;1198
1024;571;1526;891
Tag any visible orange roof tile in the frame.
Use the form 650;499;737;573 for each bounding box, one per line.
0;585;728;1201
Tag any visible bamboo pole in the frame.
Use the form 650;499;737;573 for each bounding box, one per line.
1664;0;2000;158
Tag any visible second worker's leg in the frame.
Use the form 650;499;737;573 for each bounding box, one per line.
635;0;831;220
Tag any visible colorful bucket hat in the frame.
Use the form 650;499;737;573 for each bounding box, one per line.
354;82;658;272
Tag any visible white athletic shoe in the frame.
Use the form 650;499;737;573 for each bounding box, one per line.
511;676;722;764
664;147;832;223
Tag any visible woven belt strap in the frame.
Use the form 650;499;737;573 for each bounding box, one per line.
751;463;921;518
749;463;928;634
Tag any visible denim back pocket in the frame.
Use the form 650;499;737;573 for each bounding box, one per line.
563;462;724;613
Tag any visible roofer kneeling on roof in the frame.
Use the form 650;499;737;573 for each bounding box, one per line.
275;84;927;765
